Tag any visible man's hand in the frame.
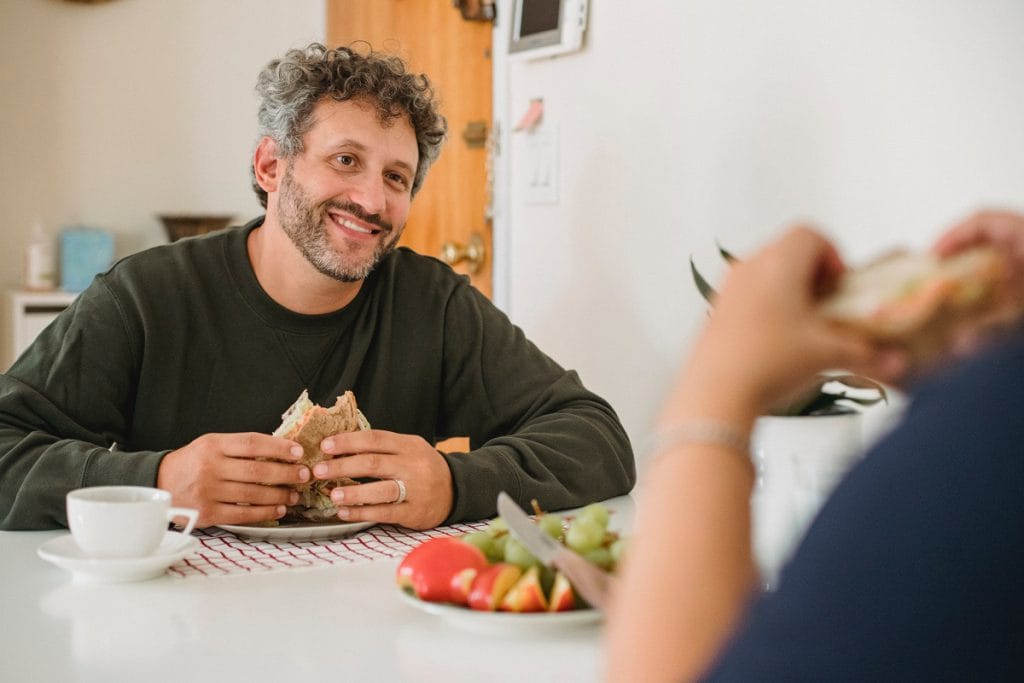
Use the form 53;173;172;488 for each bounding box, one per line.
314;430;454;530
157;432;311;527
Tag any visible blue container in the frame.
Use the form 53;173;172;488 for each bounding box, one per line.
60;228;115;292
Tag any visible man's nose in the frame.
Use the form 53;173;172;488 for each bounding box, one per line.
346;174;387;216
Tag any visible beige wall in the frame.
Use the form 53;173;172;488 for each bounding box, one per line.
0;0;325;288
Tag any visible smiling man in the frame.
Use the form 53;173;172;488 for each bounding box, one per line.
0;43;635;531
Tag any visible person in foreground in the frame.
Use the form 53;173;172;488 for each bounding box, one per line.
605;210;1024;682
0;43;634;531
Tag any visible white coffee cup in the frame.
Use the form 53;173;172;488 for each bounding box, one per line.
66;486;198;559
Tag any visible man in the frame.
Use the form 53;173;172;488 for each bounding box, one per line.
0;43;635;531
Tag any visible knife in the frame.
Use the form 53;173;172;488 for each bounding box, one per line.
496;492;618;612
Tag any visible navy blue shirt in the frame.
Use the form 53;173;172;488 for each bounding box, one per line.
704;332;1024;681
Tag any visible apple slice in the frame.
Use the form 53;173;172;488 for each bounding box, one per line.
547;571;576;612
500;565;549;613
468;563;522;611
396;537;488;605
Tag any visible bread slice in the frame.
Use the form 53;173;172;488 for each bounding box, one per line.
820;247;1007;356
273;390;370;522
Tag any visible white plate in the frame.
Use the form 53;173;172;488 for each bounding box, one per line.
398;590;601;634
37;532;198;584
216;520;375;542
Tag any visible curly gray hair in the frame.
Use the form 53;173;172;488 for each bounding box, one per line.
251;42;448;208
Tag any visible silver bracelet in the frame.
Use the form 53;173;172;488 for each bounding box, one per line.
644;421;750;458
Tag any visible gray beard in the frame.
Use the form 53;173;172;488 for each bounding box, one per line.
277;167;401;283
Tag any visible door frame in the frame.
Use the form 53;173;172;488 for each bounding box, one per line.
490;0;513;313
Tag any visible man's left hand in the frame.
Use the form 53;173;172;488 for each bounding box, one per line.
314;430;454;529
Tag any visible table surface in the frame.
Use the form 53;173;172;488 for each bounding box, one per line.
1;496;634;683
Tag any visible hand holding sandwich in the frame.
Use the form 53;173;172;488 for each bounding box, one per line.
156;432;311;527
315;429;454;530
930;209;1024;356
270;390;454;530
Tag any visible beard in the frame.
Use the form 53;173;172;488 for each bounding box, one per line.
277;165;402;283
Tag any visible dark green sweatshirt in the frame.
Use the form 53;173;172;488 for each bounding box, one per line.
0;220;635;529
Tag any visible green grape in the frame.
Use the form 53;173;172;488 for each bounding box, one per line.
462;531;494;556
485;516;508;536
488;534;509;563
583;546;614;571
538;513;564;541
566;518;604;553
503;536;540;569
609;537;628;565
576;503;610;530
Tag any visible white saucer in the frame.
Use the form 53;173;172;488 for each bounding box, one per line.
37;531;198;583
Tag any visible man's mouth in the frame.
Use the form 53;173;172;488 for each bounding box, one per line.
327;211;385;240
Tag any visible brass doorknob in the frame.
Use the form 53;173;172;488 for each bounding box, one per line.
439;233;486;274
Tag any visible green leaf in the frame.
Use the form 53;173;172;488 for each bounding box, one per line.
689;256;717;304
691;241;888;417
825;374;889;404
772;382;830;416
716;242;739;264
770;375;886;416
840;395;887;407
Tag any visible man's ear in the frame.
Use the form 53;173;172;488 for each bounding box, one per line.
253;136;283;194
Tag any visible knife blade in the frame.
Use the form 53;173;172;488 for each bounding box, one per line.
496;492;617;612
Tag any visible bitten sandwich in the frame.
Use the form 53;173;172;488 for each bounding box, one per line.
273;390;370;522
820;246;1007;355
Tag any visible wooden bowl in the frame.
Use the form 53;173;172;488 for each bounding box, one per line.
157;214;235;242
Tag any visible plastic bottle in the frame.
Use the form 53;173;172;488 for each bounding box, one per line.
24;219;56;291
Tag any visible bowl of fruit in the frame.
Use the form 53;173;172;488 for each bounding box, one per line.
396;501;625;631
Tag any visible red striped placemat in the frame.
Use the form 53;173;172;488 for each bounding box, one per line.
168;522;488;578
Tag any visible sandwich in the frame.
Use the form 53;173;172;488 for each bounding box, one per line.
273;389;371;522
820;246;1008;357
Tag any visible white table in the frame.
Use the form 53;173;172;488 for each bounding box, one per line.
1;496;633;683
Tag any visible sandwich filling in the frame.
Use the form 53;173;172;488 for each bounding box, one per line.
820;247;1006;340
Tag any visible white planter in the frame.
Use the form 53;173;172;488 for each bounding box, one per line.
749;412;864;589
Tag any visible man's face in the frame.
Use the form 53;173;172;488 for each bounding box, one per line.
276;97;419;283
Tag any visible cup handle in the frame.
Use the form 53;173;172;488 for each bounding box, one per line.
167;507;199;536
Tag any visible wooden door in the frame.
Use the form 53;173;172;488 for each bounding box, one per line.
327;0;493;298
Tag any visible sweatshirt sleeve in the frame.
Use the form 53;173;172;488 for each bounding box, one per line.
436;282;636;523
0;279;165;530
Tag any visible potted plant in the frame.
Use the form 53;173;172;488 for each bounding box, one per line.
691;244;888;588
690;244;888;415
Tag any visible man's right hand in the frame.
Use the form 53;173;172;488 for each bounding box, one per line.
156;433;311;527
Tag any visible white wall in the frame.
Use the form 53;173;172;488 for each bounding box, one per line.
497;0;1024;469
0;0;325;284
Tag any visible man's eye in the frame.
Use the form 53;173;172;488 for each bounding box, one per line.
336;154;355;166
387;172;409;189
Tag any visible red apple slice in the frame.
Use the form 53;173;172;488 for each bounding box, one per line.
500;565;549;613
468;563;523;611
547;571;576;612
